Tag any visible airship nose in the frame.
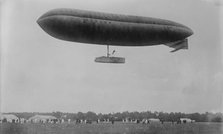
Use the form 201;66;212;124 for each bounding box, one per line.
36;17;43;27
37;13;48;28
37;15;48;32
36;18;40;25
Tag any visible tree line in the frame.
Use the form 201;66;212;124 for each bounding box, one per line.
8;111;223;122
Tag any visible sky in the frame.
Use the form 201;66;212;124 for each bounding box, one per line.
0;0;223;113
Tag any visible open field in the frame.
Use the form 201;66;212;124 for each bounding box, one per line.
0;122;222;134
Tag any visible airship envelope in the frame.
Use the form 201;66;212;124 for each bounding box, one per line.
37;8;193;63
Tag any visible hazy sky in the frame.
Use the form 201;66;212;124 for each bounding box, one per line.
1;0;223;113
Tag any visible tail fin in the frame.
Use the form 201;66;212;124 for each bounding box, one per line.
164;39;188;52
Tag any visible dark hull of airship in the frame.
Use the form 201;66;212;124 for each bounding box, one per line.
37;8;193;47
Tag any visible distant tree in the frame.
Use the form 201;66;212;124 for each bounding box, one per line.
211;116;223;122
52;111;63;119
168;112;175;121
97;113;103;119
86;111;97;120
2;118;7;123
77;112;85;119
66;113;77;121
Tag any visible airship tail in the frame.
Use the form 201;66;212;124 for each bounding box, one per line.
164;39;188;52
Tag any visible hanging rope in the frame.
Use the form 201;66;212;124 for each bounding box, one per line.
107;45;109;57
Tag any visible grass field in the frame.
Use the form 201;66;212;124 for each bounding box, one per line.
0;122;222;134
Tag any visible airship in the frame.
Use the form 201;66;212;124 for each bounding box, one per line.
37;8;193;64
